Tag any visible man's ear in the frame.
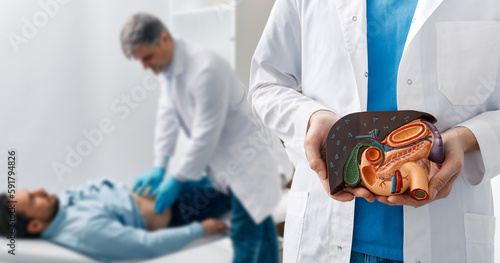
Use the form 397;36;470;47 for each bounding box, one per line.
160;31;170;45
27;219;49;234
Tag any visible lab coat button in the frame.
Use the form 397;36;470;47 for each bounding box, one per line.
352;16;357;21
364;72;368;77
407;79;413;85
337;245;342;251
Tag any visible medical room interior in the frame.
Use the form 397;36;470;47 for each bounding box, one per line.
0;0;499;262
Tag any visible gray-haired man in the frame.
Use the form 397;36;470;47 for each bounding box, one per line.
120;13;291;263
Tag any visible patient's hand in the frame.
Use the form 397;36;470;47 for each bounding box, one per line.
201;219;229;237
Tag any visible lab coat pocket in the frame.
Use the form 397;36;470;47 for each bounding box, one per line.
283;190;309;263
464;213;495;262
436;21;500;105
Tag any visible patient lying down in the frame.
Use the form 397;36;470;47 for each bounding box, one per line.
0;178;231;261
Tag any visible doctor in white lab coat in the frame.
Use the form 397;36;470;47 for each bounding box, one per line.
249;0;500;262
120;13;291;263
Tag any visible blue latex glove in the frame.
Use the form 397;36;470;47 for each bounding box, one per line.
132;167;166;196
154;176;184;214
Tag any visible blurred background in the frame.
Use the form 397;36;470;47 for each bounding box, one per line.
0;0;498;261
0;0;274;192
0;1;275;261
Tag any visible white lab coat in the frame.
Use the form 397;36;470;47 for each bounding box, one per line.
154;39;291;223
249;0;500;262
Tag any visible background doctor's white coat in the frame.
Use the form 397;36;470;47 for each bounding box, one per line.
0;0;498;261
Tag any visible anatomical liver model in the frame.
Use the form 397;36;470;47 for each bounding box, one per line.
326;111;445;201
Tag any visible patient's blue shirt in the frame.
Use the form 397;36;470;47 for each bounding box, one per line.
41;178;204;261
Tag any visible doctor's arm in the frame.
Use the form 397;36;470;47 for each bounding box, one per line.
249;0;372;201
249;0;329;159
455;110;500;185
133;81;179;195
170;68;229;182
154;68;229;213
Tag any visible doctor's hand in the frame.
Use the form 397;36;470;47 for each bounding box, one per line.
377;126;478;207
154;176;184;214
133;167;166;196
305;110;376;203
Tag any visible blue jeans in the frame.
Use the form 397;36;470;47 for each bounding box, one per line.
229;190;278;263
350;251;403;263
168;185;278;263
168;182;232;226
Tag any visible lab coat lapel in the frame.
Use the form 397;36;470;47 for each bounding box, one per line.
400;1;444;259
332;0;445;110
333;0;368;111
358;0;366;11
403;0;445;55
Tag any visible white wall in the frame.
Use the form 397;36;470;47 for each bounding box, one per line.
235;0;275;87
0;0;171;193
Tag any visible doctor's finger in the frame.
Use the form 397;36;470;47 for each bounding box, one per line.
318;175;339;199
428;156;462;199
305;140;327;180
331;190;355;202
132;179;142;193
382;194;428;207
431;172;460;201
148;182;160;195
137;183;150;196
377;196;398;206
382;175;460;207
428;134;465;198
343;187;375;202
154;198;167;214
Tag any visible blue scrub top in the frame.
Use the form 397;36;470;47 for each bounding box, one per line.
351;0;418;261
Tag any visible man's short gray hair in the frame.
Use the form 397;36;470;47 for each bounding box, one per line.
120;13;170;59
